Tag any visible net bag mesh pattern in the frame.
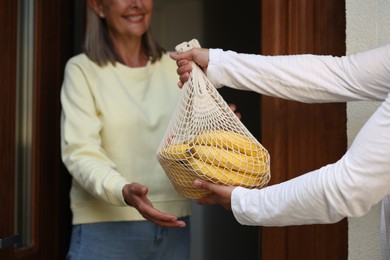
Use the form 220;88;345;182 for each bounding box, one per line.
157;39;271;199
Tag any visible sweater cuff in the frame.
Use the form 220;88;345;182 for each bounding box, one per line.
110;177;130;207
207;48;224;88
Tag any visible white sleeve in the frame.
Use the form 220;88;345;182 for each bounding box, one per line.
208;45;390;103
231;92;390;226
206;45;390;226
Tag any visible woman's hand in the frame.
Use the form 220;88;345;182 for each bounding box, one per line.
122;183;186;228
194;179;236;210
170;48;210;88
228;103;242;120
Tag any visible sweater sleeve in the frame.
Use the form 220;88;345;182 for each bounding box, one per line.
208;45;390;103
61;60;129;207
231;91;390;226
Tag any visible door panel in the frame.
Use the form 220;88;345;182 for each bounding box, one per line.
261;0;348;259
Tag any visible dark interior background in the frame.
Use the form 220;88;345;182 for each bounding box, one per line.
192;1;262;260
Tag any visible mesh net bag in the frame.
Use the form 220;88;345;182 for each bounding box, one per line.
157;39;271;199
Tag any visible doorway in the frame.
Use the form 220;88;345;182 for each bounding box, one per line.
2;1;346;259
153;1;262;259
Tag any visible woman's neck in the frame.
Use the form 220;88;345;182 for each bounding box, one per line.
110;35;149;67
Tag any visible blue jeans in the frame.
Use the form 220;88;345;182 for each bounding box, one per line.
66;217;190;260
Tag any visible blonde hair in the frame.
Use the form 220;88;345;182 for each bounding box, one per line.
83;5;165;66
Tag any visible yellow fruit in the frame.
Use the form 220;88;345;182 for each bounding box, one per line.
166;162;198;188
159;130;271;197
162;161;211;199
193;130;266;157
160;143;191;160
172;185;211;199
188;157;266;188
190;145;268;175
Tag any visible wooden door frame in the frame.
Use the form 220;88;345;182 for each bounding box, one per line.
0;0;18;257
32;0;74;258
0;0;74;258
260;0;348;259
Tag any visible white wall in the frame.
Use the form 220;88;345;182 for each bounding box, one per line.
346;0;390;259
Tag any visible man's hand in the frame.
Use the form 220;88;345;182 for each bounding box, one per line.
122;183;186;227
170;48;210;88
194;179;236;210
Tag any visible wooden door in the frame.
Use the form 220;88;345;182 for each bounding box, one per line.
0;0;18;256
260;0;348;259
0;0;74;259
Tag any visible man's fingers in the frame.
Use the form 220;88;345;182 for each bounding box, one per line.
194;179;209;189
170;50;195;62
194;179;220;193
176;59;190;67
170;52;187;62
176;63;192;76
179;72;190;84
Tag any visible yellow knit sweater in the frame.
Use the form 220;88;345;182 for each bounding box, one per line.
61;53;191;224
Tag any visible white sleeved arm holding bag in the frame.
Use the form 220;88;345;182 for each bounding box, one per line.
205;45;390;226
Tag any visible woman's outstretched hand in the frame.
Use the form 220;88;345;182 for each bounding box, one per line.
170;48;210;88
122;183;186;228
